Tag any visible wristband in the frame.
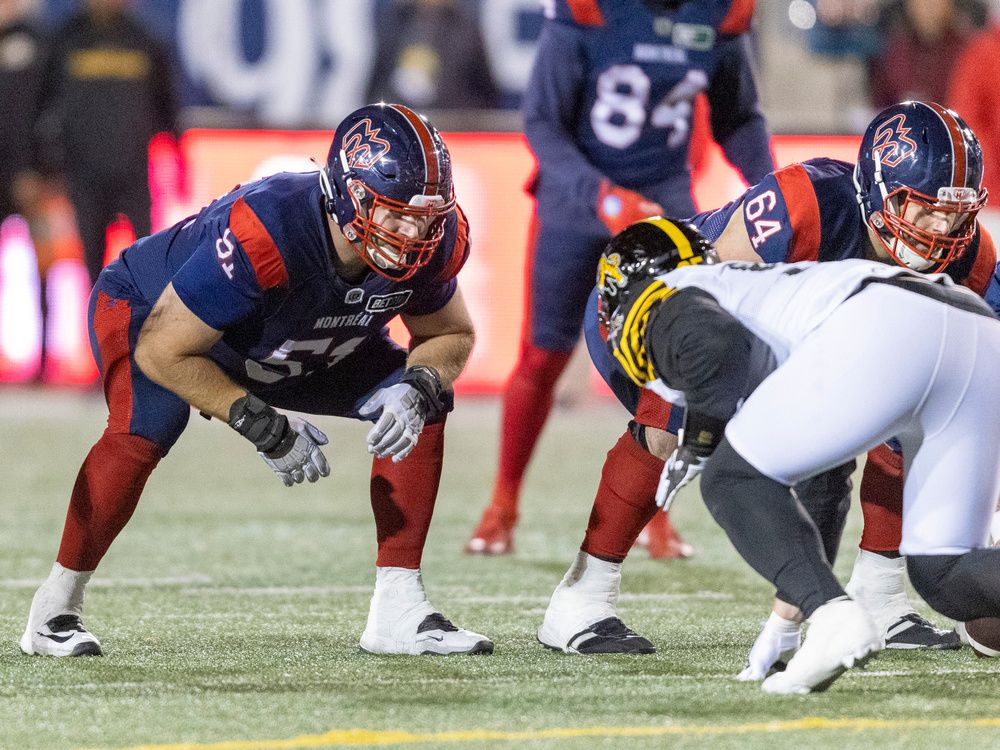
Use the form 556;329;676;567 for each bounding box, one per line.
228;394;289;453
400;365;449;422
680;410;728;457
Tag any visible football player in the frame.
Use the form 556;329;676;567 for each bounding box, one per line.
19;103;494;658
538;101;998;658
596;219;1000;693
466;0;774;558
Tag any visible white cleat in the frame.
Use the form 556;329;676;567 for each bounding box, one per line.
20;570;102;657
761;598;881;695
537;551;653;654
360;610;493;656
359;567;493;655
20;613;102;657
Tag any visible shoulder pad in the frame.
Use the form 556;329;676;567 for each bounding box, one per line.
435;205;471;283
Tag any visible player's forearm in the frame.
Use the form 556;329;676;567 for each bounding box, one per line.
406;331;474;390
135;348;246;421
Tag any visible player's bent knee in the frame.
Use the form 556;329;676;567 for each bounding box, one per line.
908;551;1000;620
700;439;762;514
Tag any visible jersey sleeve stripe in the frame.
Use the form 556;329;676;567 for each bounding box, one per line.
229;197;289;290
925;102;967;188
964;226;996;296
566;0;605;26
439;205;470;282
773;165;821;262
391;103;439;195
718;0;755;35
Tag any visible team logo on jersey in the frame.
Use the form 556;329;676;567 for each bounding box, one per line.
342;118;391;170
871;114;918;168
365;290;412;312
345;288;364;304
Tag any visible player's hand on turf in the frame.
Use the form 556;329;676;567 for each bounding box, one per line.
596;180;664;236
260;417;330;487
655;446;706;511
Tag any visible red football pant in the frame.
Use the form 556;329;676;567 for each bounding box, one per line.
859;443;904;553
57;431;163;572
371;420;446;568
582;430;664;562
489;343;572;519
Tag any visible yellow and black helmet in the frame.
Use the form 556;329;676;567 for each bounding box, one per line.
596;217;717;386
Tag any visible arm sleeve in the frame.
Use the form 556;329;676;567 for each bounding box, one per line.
707;35;774;186
646;286;758;421
522;20;606;207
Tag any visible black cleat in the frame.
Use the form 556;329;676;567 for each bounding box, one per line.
885;613;961;650
541;617;656;654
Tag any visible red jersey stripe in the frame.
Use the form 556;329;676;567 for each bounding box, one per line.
963;227;996;296
566;0;604;26
229;197;289;290
718;0;755;35
772;165;822;262
92;291;134;433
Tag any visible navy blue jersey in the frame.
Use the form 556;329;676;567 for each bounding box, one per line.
113;171;470;387
524;0;771;216
690;157;1000;312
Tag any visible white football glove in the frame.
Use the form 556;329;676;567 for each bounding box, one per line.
655;445;707;511
260;417;330;487
359;383;427;462
736;613;802;681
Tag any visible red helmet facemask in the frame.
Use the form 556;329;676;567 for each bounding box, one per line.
872;185;987;273
342;179;455;281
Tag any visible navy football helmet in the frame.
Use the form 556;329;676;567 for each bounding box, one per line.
855;101;987;272
320;103;456;280
597;218;717;386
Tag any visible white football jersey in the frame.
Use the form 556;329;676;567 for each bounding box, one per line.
653;258;960;365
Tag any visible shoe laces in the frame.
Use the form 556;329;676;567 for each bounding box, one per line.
45;614;87;633
589;617;638;638
417;613;459;634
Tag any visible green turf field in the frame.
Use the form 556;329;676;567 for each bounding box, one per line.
1;390;998;750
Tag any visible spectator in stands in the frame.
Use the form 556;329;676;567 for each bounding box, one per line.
867;0;985;108
367;0;499;110
0;0;44;225
31;0;182;286
948;2;1000;236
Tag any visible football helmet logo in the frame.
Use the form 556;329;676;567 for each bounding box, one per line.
870;114;917;168
341;119;391;170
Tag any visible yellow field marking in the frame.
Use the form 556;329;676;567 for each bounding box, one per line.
80;717;1000;750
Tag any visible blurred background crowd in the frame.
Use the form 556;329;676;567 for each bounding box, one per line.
1;0;999;387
